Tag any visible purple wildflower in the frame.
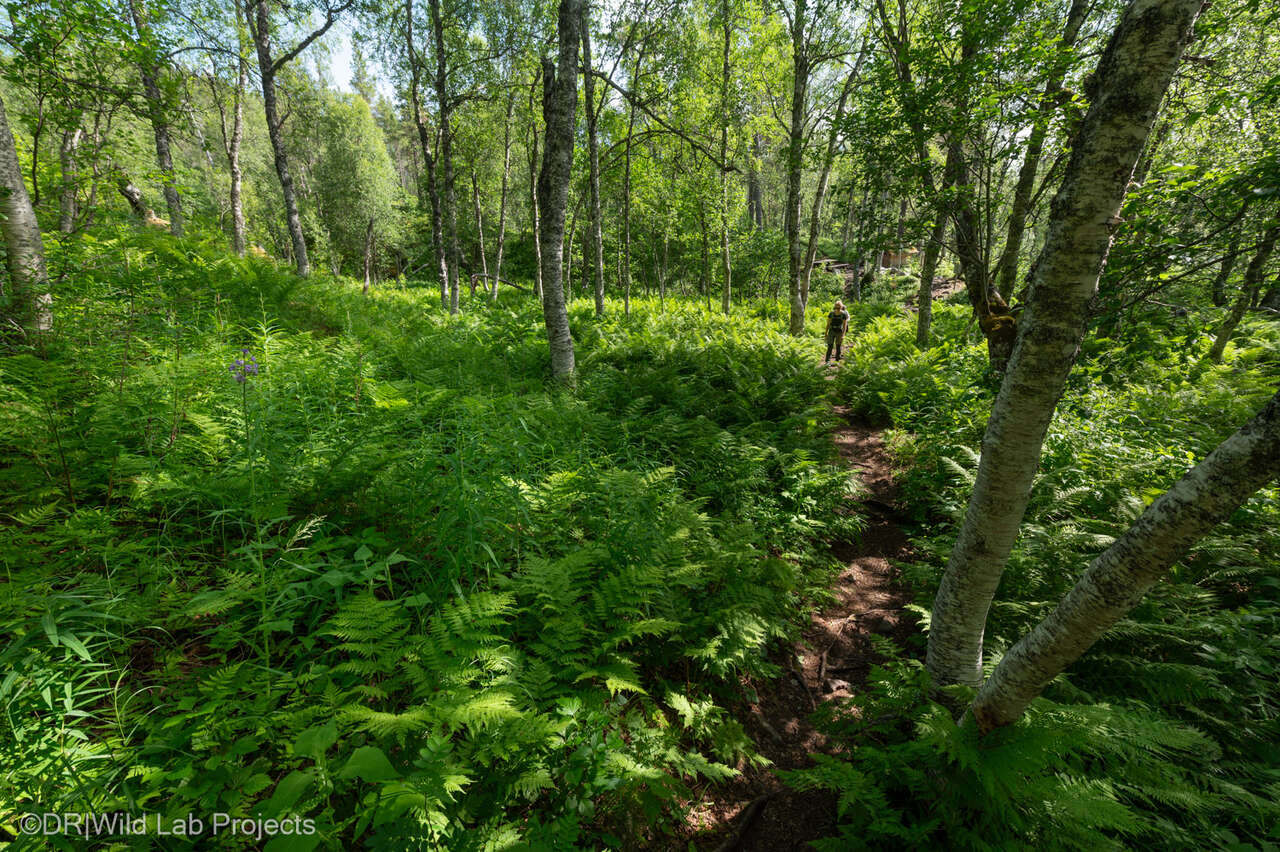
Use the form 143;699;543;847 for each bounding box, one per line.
229;350;261;384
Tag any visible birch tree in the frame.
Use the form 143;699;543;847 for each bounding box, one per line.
536;0;583;382
0;93;53;335
926;0;1206;690
971;387;1280;731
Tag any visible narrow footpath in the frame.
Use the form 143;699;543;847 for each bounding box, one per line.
681;405;921;851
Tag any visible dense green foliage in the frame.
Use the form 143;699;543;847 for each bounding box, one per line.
790;295;1280;849
0;228;863;848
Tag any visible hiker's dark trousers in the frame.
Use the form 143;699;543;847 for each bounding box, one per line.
825;332;844;362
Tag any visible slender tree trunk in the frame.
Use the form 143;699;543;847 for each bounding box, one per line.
621;50;641;317
748;133;764;229
801;70;855;311
840;184;855;256
915;210;947;349
129;0;184;237
406;0;449;306
428;0;460;314
581;5;607;316
895;198;907;247
58;126;83;234
362;217;375;295
718;0;733;315
537;0;583;382
0;93;52;334
472;170;488;283
995;0;1089;301
1206;218;1280;363
971;387;1280;732
251;2;310;275
528;71;544;303
784;0;809;335
926;0;1205;690
493;90;514;300
1210;234;1241;307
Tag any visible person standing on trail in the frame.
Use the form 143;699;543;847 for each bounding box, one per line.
824;300;850;363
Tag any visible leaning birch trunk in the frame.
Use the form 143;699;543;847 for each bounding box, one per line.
926;0;1205;689
0;93;52;334
251;2;310;275
784;0;809;335
1206;218;1280;364
581;4;606;316
971;387;1280;732
536;0;582;382
801;70;855;311
994;0;1089;301
129;0;184;237
493;89;514;300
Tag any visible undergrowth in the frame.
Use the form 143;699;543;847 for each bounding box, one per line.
793;299;1280;849
0;229;861;849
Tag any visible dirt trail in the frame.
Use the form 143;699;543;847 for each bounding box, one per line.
679;406;920;851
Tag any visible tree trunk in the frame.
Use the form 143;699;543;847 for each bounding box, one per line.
251;1;310;275
58;126;83;234
0;93;52;334
801;70;855;311
840;184;855;256
428;0;461;314
926;0;1205;690
581;4;607;316
784;0;809;335
971;386;1280;732
536;0;583;382
493;89;514;300
1206;218;1280;363
1210;233;1241;307
719;0;733;315
472;170;488;283
129;0;184;237
915;210;947;349
528;70;544;303
621;48;642;317
994;0;1089;301
748;133;764;230
406;0;449;307
362;216;375;295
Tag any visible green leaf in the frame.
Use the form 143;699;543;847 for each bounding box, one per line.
338;746;398;783
261;770;312;817
293;721;338;761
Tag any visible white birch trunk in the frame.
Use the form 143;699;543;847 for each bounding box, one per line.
971;388;1280;731
926;0;1205;689
0;93;52;334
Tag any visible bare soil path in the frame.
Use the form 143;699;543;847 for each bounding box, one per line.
677;404;920;851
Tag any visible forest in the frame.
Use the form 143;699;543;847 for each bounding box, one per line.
1;0;1278;847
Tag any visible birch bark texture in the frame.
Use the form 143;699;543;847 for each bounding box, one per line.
0;93;52;334
972;387;1280;731
926;0;1205;689
536;0;583;382
581;3;606;317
